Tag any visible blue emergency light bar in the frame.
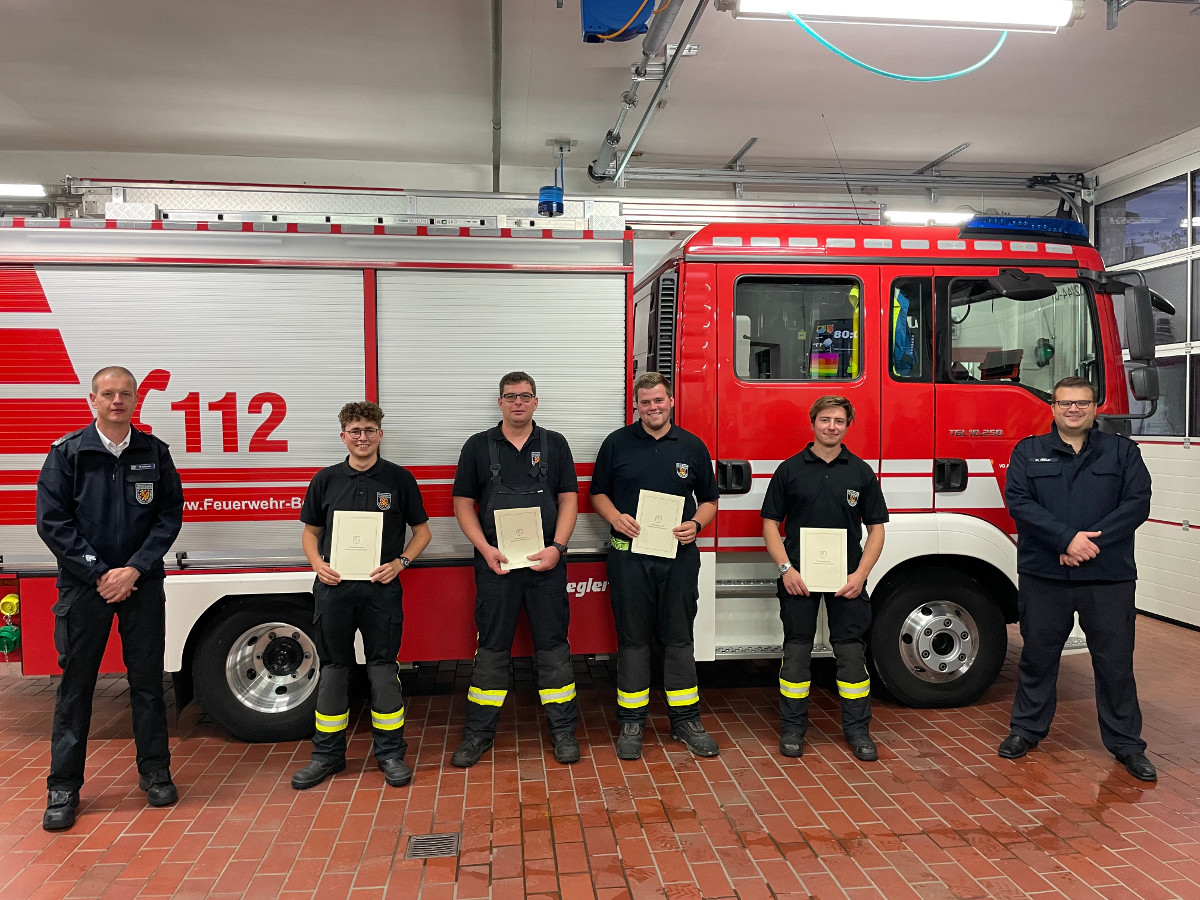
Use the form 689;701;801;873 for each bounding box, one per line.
959;215;1090;245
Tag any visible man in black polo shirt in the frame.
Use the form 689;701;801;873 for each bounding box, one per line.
591;372;720;760
761;395;888;762
291;401;431;790
450;372;580;768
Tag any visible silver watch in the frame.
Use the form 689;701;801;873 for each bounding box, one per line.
778;562;792;574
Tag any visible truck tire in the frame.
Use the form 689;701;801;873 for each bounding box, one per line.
869;568;1006;708
193;601;320;742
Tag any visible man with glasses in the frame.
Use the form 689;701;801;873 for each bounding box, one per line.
998;376;1157;781
450;372;581;767
291;402;431;790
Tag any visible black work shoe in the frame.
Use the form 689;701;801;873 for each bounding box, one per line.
552;733;581;765
138;769;179;807
451;736;493;768
377;757;413;787
671;720;720;758
291;758;346;790
847;734;878;762
615;722;644;760
1117;752;1157;782
42;790;79;832
998;734;1037;759
779;733;804;758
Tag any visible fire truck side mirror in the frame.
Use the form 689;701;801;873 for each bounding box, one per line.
1127;364;1159;403
1124;285;1156;364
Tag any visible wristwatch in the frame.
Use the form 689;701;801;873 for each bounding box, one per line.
551;542;569;555
778;562;792;574
398;556;411;569
689;519;703;533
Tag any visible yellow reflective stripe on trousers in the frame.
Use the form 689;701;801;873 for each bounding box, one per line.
779;678;811;699
837;678;871;699
371;707;406;731
467;686;508;707
538;683;577;705
617;688;649;709
315;710;349;733
665;686;699;707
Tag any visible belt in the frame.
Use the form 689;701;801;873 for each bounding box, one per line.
609;536;631;551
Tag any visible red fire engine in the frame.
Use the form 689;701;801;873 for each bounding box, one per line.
0;205;1158;741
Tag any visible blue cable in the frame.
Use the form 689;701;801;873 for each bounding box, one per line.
788;14;1008;82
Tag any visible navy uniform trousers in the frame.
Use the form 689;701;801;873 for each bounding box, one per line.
1010;573;1146;756
777;586;872;740
311;579;407;763
463;561;578;740
49;579;171;793
608;544;702;725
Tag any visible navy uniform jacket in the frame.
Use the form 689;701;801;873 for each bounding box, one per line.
1004;424;1150;582
36;425;185;590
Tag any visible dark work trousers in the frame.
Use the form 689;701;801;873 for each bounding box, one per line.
608;545;702;726
777;584;872;740
48;579;170;794
1010;574;1146;756
311;578;407;764
464;559;578;740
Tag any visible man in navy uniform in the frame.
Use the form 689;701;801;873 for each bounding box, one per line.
450;372;581;768
37;366;185;831
590;372;720;760
291;401;431;790
761;395;888;761
999;376;1156;781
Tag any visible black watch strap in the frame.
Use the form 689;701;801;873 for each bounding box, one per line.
551;542;568;555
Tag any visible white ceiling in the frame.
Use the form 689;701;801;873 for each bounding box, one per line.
1;0;1198;184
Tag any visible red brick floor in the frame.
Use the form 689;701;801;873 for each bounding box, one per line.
1;616;1198;900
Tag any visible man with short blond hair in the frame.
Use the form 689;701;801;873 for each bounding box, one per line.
591;372;720;760
999;376;1156;781
761;395;888;761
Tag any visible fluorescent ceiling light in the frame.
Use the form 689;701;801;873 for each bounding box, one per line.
729;1;1083;32
885;210;973;226
0;183;47;197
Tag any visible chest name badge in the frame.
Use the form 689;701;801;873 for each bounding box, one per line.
135;483;155;505
846;489;860;507
377;492;392;511
676;463;689;478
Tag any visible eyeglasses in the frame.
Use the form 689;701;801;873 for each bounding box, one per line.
344;428;381;438
1052;400;1094;410
500;392;535;403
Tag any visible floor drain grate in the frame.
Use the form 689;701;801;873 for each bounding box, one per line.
405;833;461;860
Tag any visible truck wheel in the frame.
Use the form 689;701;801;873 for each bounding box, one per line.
193;601;320;742
869;569;1006;708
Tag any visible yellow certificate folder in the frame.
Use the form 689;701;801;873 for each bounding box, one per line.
330;510;384;581
799;527;848;594
495;506;545;571
631;489;685;560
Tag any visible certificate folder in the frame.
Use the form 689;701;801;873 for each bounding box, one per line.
799;527;847;594
494;506;545;571
330;510;384;581
631;490;685;560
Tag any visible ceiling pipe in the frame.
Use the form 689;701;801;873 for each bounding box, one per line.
588;0;688;183
609;0;709;185
621;166;1085;219
491;0;503;193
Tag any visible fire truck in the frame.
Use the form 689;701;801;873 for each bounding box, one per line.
0;189;1159;742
